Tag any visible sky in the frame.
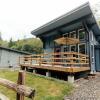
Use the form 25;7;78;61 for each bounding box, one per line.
0;0;100;41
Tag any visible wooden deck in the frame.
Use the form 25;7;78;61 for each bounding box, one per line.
20;64;90;73
19;52;90;73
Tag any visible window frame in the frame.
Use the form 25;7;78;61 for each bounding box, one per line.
78;28;86;40
63;45;69;52
78;43;86;54
63;33;69;37
69;31;76;38
70;45;76;52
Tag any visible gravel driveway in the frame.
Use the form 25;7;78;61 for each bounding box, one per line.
64;73;100;100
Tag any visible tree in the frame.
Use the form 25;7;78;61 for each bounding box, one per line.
8;38;15;48
0;40;8;47
9;38;43;54
20;38;43;53
22;44;33;53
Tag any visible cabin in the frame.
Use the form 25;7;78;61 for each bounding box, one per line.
20;2;100;83
0;46;31;68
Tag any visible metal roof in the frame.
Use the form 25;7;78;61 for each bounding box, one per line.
0;46;32;55
31;2;100;37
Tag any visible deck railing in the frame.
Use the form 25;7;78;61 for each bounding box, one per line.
19;52;89;67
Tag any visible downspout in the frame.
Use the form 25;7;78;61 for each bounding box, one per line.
83;21;96;73
89;30;96;73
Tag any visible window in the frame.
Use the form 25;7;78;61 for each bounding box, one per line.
79;44;86;54
63;33;69;37
78;29;85;40
64;46;69;52
70;45;76;52
70;31;76;38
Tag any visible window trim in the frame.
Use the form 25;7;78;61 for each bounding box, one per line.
69;31;76;38
63;33;69;37
78;28;86;40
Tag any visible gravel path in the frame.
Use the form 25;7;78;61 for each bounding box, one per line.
64;73;100;100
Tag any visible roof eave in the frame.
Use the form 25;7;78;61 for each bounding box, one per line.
31;2;99;37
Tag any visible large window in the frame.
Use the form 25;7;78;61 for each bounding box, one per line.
78;29;85;40
79;44;86;54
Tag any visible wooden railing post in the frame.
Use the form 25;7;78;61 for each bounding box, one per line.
30;56;32;65
39;55;42;66
16;71;25;100
19;56;20;65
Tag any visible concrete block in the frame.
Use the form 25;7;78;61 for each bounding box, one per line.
33;69;36;74
68;75;74;83
46;71;51;77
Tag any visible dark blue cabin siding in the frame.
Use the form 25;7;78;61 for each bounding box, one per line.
95;48;100;71
42;27;90;55
88;28;99;72
43;36;54;53
31;3;100;72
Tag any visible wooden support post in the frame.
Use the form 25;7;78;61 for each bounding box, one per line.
0;72;35;99
16;71;25;100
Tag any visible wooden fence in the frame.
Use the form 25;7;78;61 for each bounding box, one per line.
0;71;35;100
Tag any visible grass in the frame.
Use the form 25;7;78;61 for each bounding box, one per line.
0;70;73;100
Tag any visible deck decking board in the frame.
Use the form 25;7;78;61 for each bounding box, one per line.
20;64;90;73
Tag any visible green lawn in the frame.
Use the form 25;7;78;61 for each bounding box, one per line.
0;70;73;100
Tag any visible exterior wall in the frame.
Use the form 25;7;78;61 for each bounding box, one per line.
0;49;28;68
41;25;90;66
95;48;100;71
43;37;54;62
42;28;90;55
88;30;99;72
92;32;100;71
40;23;100;72
43;36;55;52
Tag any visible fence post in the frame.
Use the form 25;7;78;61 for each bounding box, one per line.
16;71;25;100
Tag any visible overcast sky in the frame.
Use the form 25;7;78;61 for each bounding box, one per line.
0;0;99;41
